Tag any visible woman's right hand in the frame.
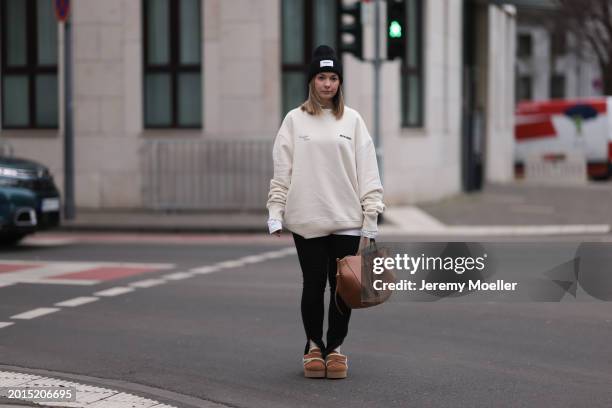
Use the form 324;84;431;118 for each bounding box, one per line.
267;219;283;237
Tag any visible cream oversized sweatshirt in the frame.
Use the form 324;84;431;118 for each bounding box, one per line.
266;106;385;239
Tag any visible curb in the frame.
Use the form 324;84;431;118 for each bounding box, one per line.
57;224;268;234
0;366;232;408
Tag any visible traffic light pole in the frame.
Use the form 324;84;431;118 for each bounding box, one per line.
373;0;383;184
63;19;75;220
339;0;383;182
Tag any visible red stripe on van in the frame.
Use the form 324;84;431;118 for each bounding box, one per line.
515;120;556;140
517;99;607;116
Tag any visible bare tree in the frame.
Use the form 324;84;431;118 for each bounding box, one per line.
554;0;612;94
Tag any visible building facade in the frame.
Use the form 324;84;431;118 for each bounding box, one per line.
0;0;516;210
515;7;603;102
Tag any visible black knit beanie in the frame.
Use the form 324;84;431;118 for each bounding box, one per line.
307;45;343;84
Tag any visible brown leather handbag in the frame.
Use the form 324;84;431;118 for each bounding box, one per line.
335;240;396;311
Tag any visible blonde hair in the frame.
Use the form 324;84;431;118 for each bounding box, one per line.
300;79;345;119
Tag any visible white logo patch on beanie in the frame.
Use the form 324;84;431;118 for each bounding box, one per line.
320;60;334;68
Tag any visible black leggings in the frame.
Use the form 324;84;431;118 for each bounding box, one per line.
292;232;361;356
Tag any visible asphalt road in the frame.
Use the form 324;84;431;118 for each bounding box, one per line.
1;232;611;408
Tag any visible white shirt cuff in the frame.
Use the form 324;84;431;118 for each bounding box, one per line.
268;219;282;234
361;229;377;239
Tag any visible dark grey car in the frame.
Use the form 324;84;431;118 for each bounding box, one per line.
0;157;61;244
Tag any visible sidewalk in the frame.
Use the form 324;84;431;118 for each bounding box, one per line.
419;181;612;227
0;399;39;408
60;209;268;233
58;181;612;236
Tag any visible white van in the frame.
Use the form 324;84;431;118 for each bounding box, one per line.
515;97;612;179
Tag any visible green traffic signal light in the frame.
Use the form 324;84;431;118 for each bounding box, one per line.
389;20;402;38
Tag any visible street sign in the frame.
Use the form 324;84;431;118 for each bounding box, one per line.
54;0;70;22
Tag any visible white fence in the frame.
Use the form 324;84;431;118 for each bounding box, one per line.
142;140;274;210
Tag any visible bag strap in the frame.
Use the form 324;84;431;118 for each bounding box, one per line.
334;286;345;316
357;237;377;255
334;258;360;315
357;238;378;256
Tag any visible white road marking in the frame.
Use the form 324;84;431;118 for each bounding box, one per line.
444;224;611;236
216;260;246;269
55;297;99;307
11;307;60;320
277;247;297;255
262;251;288;259
190;248;296;276
1;249;296;336
240;255;268;263
163;271;194;280
0;282;15;288
129;279;166;288
94;287;134;297
379;205;611;236
191;265;221;274
0;259;174;286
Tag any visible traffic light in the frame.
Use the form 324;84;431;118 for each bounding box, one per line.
338;1;363;60
387;0;405;60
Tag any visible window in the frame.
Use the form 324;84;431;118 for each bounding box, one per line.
550;74;565;99
517;34;532;58
281;0;337;117
143;0;202;128
516;75;532;102
0;0;58;129
400;0;423;128
550;31;566;58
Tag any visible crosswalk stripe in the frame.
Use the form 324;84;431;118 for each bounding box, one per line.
163;272;193;280
190;265;221;274
94;287;134;297
240;255;268;263
11;308;60;320
0;260;175;286
189;247;295;275
0;322;14;329
129;279;166;288
216;260;246;269
54;297;99;307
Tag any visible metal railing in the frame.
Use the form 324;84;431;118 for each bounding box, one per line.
142;139;274;211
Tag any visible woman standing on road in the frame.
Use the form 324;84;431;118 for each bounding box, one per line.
266;45;385;380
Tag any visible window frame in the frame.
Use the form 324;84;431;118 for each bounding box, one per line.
400;0;424;128
142;0;202;129
0;0;58;129
550;73;565;99
517;75;533;102
517;33;533;59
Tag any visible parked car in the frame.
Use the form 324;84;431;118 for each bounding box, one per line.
0;157;61;245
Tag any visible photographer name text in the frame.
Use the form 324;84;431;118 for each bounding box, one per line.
373;279;518;292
